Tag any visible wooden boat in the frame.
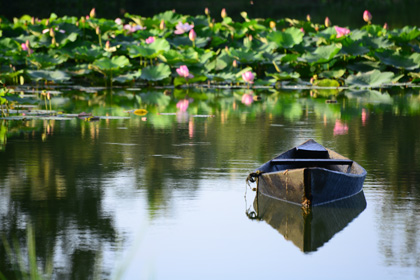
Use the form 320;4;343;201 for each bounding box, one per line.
247;191;367;252
247;139;367;207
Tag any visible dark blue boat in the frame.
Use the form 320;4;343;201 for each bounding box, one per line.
247;139;367;207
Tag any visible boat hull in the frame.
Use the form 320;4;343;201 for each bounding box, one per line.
258;166;366;206
249;139;367;206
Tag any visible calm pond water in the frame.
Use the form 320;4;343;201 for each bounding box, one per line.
1;86;420;279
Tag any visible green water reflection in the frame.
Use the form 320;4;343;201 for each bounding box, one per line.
1;86;420;279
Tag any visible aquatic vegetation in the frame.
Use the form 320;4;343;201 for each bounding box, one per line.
0;10;419;89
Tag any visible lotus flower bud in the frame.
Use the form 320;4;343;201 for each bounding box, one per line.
90;8;96;18
269;21;276;30
233;60;238;67
105;40;110;49
306;14;311;22
189;29;197;42
363;10;372;23
96;26;100;35
160;19;166;30
325;17;332;27
221;8;227;19
205;7;210;16
49;28;55;37
383;22;388;30
31;17;35;25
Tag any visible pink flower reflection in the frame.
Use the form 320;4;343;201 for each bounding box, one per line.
362;108;368;126
176;99;189;112
333;120;349;135
189;119;194;138
241;93;254;106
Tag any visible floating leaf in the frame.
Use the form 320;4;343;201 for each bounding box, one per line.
313;79;340;87
134;109;148;116
345;70;396;88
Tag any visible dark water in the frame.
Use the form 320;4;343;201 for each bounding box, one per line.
1;86;420;279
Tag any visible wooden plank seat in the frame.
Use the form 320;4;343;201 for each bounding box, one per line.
270;159;353;166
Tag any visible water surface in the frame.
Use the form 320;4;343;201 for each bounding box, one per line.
1;87;420;279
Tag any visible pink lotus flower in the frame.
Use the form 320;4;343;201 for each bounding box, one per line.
176;65;194;79
176;99;189;112
174;22;194;35
334;26;350;38
189;29;197;41
124;24;146;33
21;42;28;51
383;22;388;30
241;93;254;106
333;120;349;135
21;40;32;54
145;36;155;44
115;18;122;25
242;71;255;84
363;10;372;23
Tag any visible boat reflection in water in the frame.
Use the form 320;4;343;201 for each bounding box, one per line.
247;191;367;253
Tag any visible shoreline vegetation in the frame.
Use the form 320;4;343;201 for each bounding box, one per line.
0;8;419;91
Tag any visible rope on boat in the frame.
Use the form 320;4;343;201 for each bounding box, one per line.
246;170;262;185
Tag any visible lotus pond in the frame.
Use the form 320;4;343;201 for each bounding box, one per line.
1;9;420;280
1;84;420;279
0;9;420;91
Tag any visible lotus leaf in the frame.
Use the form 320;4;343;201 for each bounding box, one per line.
229;48;264;63
375;51;419;70
29;53;67;69
140;64;171;81
267;27;304;49
313;79;340;87
361;36;394;50
266;72;300;81
26;70;70;82
128;38;170;59
390;26;420;43
345;70;396;88
174;75;207;86
301;44;342;65
92;56;130;72
319;69;346;79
